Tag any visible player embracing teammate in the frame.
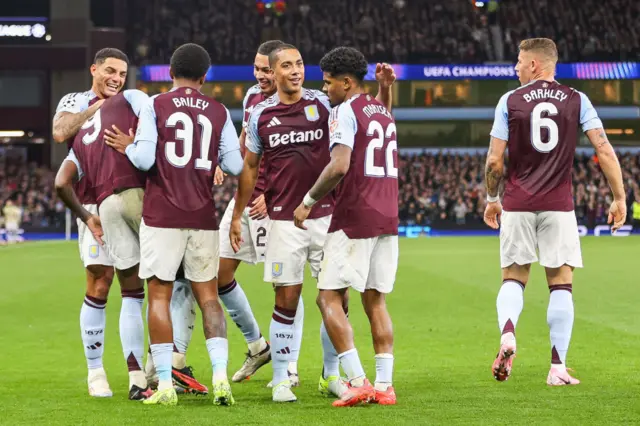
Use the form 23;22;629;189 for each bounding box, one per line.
233;43;397;405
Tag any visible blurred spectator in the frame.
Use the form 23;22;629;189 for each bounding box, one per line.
0;159;65;230
399;150;640;227
128;0;639;65
3;150;638;232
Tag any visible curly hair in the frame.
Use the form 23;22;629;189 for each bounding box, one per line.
170;43;211;81
319;47;368;82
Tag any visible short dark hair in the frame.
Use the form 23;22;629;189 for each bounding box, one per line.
320;47;368;83
268;43;298;68
94;48;129;65
257;40;285;56
170;43;211;81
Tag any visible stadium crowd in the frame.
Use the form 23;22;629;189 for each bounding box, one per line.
398;151;640;228
3;151;638;233
128;0;640;65
0;160;66;231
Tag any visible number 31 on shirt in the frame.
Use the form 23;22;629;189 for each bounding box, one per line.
165;111;214;171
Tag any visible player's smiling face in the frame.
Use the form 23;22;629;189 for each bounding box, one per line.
91;57;127;98
322;72;347;107
273;49;305;95
254;53;276;95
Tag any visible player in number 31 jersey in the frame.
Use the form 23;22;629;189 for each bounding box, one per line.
120;43;244;407
293;47;399;407
484;38;626;387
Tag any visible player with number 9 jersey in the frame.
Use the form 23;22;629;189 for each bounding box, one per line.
69;90;148;271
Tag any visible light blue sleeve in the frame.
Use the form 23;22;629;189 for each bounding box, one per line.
218;108;243;176
315;90;332;113
490;91;511;141
245;106;264;155
123;89;150;117
64;148;84;179
329;103;357;150
579;91;603;132
125;96;158;171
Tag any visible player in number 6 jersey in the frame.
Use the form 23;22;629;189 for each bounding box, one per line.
293;47;399;407
118;43;244;406
484;38;626;386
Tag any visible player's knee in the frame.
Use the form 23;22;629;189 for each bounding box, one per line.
117;265;143;290
361;289;386;313
217;261;238;288
275;285;302;310
545;265;574;286
86;267;113;299
502;263;531;285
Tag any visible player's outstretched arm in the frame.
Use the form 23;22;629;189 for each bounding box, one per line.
294;144;351;230
54;157;104;244
52;100;104;143
586;128;627;230
374;63;396;112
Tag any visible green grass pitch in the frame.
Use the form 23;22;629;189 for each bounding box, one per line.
1;237;639;425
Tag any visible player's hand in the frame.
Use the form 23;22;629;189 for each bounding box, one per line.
214;166;225;186
104;125;134;154
375;63;396;89
85;214;104;245
293;202;311;230
249;194;268;220
229;218;244;253
608;198;627;233
484;200;503;230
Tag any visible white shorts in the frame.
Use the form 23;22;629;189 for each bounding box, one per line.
139;219;220;282
264;216;331;285
318;230;399;293
77;204;114;268
500;210;583;269
219;198;270;265
100;188;143;270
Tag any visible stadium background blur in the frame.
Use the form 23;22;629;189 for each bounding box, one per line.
1;1;640;424
1;0;639;241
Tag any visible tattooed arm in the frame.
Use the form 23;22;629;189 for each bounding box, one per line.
485;137;508;198
52;100;104;143
586;129;625;200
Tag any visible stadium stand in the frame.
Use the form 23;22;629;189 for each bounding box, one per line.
3;152;638;232
128;0;640;65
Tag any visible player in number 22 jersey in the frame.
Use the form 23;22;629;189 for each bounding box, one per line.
120;43;244;407
293;47;399;407
484;38;626;386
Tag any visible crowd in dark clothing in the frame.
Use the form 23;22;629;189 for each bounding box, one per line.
398;151;640;227
4;151;638;231
128;0;640;65
0;161;66;229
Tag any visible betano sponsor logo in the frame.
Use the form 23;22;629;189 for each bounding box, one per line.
268;129;324;147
